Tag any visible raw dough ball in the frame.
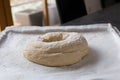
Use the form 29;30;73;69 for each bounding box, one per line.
23;32;88;67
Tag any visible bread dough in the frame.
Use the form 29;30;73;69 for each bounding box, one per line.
23;32;88;67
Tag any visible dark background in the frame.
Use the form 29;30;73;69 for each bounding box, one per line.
101;0;120;8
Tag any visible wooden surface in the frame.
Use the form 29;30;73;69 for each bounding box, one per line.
0;0;13;31
3;0;13;26
0;0;7;31
43;0;49;26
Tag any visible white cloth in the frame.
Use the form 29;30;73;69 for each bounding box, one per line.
0;24;120;80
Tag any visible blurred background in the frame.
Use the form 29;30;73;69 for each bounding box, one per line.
8;0;120;26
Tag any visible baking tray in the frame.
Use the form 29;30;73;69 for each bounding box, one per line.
0;24;120;80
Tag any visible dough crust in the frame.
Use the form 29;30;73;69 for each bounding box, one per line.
23;32;88;67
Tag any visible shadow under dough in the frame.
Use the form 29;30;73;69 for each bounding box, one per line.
55;47;101;71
